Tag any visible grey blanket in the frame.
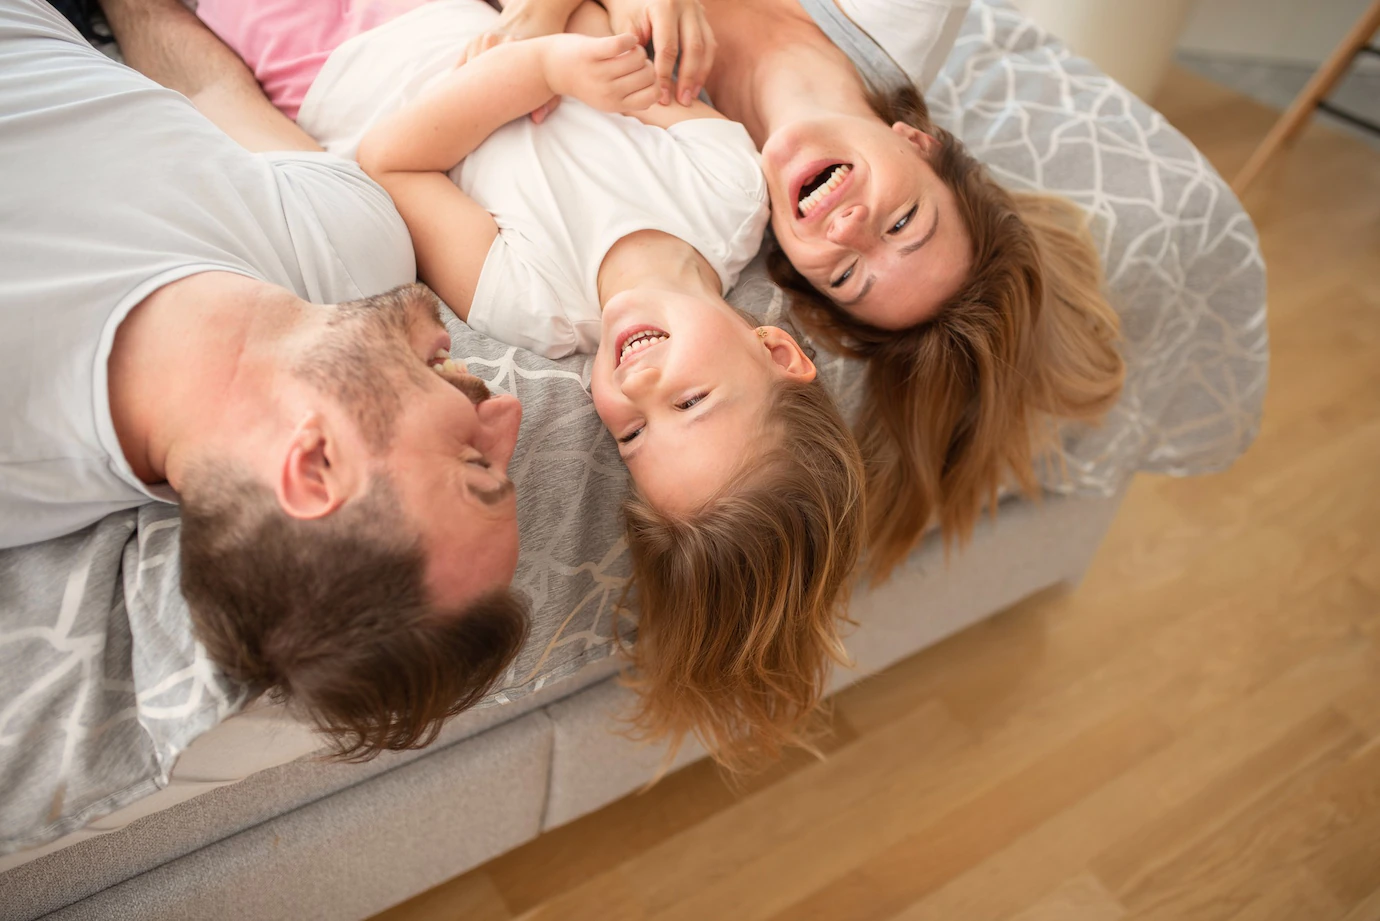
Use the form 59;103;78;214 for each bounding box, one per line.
0;0;1267;854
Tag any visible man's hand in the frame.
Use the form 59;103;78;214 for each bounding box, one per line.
539;33;659;114
603;0;715;107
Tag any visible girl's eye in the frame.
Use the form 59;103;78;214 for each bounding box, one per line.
830;264;856;289
889;205;918;235
618;426;643;445
677;392;707;410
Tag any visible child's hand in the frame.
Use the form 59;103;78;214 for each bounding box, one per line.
540;33;659;114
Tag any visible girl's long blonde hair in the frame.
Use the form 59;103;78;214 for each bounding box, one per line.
620;379;866;771
769;85;1125;581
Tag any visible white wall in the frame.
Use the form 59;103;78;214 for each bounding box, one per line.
1009;0;1199;97
1177;0;1378;65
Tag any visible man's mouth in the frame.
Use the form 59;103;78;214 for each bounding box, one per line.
796;162;852;218
615;326;669;368
430;349;491;403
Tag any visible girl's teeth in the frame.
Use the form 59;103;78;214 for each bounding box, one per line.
620;333;667;360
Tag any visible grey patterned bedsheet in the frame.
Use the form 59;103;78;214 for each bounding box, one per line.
0;1;1267;854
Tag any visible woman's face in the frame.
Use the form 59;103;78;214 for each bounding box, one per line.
762;115;973;330
590;289;815;515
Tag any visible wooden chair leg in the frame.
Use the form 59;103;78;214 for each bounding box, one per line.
1233;0;1380;194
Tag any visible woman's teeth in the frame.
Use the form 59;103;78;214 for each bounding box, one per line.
798;163;851;217
620;331;668;363
430;348;466;375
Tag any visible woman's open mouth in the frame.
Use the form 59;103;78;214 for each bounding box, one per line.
795;162;853;219
615;326;669;368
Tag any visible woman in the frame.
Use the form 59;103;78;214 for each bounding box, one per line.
481;0;1126;579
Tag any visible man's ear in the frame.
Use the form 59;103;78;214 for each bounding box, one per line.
276;414;357;520
758;327;817;384
892;121;937;154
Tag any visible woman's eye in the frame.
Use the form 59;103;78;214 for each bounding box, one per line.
677;392;707;410
618;426;643;445
829;264;856;289
889;205;918;235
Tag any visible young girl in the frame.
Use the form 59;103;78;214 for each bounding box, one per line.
196;0;867;769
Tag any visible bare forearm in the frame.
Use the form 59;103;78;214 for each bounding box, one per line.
358;40;555;176
102;0;253;98
101;0;319;152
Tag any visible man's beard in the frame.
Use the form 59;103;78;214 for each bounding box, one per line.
294;284;489;452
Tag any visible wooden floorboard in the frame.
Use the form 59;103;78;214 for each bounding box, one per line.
372;67;1380;921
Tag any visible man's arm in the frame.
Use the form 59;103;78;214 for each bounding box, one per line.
100;0;321;153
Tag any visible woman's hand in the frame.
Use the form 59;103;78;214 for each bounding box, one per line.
456;0;584;121
540;32;659;114
602;0;716;107
457;0;577;67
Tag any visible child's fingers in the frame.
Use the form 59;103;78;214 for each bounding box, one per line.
621;82;661;113
529;96;561;124
605;44;652;79
595;32;644;60
614;66;658;102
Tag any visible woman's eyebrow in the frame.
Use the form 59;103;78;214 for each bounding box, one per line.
840;275;877;307
467;476;515;507
900;207;941;257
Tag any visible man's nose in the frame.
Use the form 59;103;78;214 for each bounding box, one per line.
826;204;869;247
475;394;523;472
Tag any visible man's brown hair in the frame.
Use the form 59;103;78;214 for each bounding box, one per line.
179;469;528;759
620;379;865;772
769;84;1125;581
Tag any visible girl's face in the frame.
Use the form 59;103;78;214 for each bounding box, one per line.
591;289;815;514
762;114;973;330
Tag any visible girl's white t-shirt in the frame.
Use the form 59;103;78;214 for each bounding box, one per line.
299;0;770;359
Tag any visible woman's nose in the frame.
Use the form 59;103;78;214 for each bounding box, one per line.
826;204;869;246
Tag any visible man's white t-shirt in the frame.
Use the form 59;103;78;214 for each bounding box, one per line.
299;0;769;359
0;0;416;550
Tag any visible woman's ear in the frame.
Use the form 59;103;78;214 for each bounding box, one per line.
892;121;937;154
758;327;817;384
276;413;360;520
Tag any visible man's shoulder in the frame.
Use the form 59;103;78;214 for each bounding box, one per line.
263;152;418;303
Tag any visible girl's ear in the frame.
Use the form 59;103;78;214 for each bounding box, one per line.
892;121;937;154
757;327;817;384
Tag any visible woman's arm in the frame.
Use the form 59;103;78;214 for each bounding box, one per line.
357;33;656;317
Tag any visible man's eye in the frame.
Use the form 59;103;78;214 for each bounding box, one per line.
618;426;643;445
890;205;918;235
468;455;491;469
829;264;856;289
677;392;707;410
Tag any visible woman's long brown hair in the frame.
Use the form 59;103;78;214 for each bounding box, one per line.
769;85;1125;581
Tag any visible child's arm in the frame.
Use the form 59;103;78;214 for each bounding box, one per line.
357;33;656;317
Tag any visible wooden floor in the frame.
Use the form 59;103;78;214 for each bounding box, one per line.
372;69;1380;921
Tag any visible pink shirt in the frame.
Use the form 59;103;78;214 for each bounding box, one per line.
198;0;433;119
